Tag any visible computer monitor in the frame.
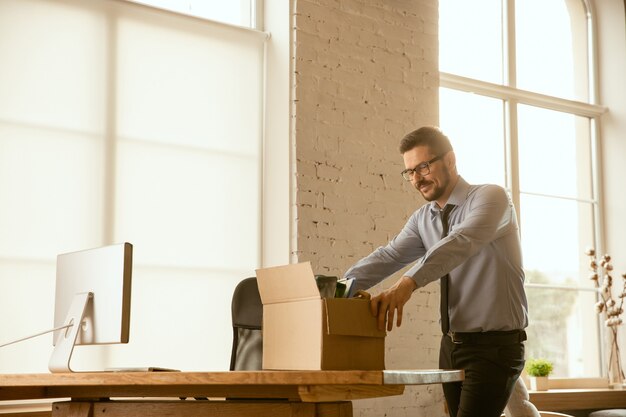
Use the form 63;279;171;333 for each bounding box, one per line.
50;242;133;372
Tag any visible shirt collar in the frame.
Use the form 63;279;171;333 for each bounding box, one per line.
428;176;470;216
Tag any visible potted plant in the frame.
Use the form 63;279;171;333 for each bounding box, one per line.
525;358;553;391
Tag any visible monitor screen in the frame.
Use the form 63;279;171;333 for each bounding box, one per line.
53;242;133;346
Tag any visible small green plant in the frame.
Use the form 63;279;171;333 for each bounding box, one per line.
525;358;554;377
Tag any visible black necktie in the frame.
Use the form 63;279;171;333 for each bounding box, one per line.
440;204;455;335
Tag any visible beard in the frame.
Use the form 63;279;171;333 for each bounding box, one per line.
414;168;451;202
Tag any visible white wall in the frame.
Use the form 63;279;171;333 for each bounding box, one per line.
594;0;626;371
290;1;445;416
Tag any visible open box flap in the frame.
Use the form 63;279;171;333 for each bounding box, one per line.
256;262;321;305
324;298;386;338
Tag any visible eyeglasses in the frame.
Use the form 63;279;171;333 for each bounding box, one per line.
401;154;444;181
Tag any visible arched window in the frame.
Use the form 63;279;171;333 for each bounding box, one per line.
439;0;607;377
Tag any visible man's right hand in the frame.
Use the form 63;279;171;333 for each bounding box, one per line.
369;276;417;331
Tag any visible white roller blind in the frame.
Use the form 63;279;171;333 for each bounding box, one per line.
0;0;265;372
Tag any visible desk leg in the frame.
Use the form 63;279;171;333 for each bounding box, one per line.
52;400;352;417
52;402;93;417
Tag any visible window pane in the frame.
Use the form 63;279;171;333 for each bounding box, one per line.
0;126;104;259
518;105;592;200
117;11;263;154
128;0;256;28
0;0;107;258
521;194;594;287
516;0;589;101
439;0;503;84
0;261;56;373
106;267;241;371
115;141;260;270
439;88;506;187
0;0;107;132
525;286;601;377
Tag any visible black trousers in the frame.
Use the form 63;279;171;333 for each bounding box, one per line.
439;333;525;417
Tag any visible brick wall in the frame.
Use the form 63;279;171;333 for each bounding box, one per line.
291;1;445;416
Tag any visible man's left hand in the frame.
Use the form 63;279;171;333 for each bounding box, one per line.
370;276;417;331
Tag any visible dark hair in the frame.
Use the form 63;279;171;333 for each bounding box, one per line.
398;126;453;155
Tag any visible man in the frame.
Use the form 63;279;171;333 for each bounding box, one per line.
343;126;528;417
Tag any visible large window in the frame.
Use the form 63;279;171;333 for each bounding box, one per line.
0;0;266;372
439;0;606;377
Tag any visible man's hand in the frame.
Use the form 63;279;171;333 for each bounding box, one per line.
370;276;417;331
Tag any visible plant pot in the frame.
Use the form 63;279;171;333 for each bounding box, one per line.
529;376;549;391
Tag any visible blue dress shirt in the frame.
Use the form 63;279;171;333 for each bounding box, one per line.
344;176;528;332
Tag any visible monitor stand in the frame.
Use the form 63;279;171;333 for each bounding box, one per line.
49;292;93;373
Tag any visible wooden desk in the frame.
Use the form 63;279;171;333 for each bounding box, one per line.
0;369;463;417
529;388;626;411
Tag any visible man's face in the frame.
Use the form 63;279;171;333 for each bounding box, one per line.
402;145;452;204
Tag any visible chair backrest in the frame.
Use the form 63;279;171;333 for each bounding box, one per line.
229;277;263;371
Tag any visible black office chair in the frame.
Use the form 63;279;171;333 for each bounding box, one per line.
229;277;263;371
184;278;263;401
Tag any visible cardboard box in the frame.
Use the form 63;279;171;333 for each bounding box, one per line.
256;262;386;370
